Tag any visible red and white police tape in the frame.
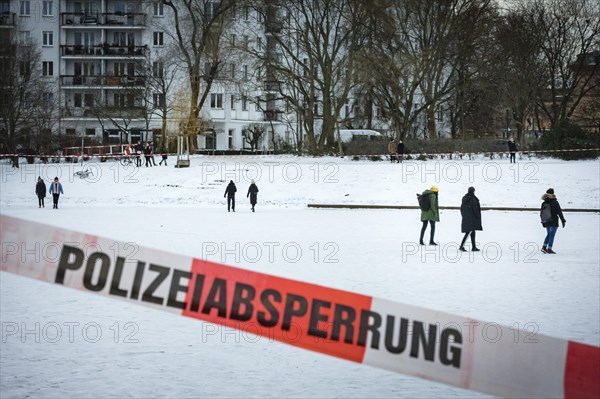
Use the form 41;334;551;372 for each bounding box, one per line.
1;214;598;398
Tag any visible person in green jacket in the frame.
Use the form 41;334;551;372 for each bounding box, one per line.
419;185;440;245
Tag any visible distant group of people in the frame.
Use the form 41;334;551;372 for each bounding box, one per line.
418;185;566;253
388;139;405;163
224;180;259;212
35;176;63;209
124;142;168;167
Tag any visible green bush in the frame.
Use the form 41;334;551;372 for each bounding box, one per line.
533;120;600;160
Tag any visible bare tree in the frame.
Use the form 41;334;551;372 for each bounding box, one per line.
522;0;600;129
246;0;366;154
158;0;238;152
358;0;495;140
0;26;54;164
242;123;265;151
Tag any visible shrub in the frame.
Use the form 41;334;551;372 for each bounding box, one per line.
532;120;599;160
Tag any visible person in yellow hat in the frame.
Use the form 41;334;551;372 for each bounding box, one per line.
419;185;440;245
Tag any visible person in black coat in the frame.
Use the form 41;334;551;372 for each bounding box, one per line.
247;180;259;212
507;137;518;163
396;140;405;163
540;188;566;254
224;180;237;212
35;177;47;208
459;186;482;252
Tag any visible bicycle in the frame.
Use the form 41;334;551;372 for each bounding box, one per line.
73;168;93;179
119;154;134;166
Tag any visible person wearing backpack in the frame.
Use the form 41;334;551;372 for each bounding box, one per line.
540;188;566;254
419;186;439;245
459;186;482;252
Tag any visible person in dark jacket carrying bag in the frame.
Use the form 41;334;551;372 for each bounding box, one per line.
459;186;482;252
224;180;237;212
247;180;259;212
35;177;47;208
540;188;566;254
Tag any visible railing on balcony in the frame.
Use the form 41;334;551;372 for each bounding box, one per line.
0;12;16;26
60;75;146;87
61;12;147;27
61;44;147;57
61;106;146;118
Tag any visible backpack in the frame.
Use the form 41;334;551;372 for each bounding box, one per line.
417;193;431;211
540;202;553;223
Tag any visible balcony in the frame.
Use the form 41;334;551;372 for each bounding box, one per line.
61;44;147;57
0;12;15;27
61;106;145;119
61;12;147;27
60;74;146;87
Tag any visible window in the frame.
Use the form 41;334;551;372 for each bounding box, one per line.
84;94;94;107
230;34;236;47
230;63;235;79
257;37;263;51
205;1;218;20
43;92;54;106
230;94;235;110
243;65;248;80
114;93;126;107
228;129;234;149
74;93;82;107
66;128;76;136
153;32;164;46
42;61;54;76
42;1;53;16
152;61;163;78
243;35;249;50
153;93;166;108
153;1;163;16
42;31;53;46
210;93;223;109
19;31;30;45
20;1;30;16
85;128;96;136
255;96;261;111
242;95;248;111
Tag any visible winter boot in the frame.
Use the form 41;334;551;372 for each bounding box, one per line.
541;246;547;253
459;246;467;252
419;240;425;246
472;247;480;252
546;248;556;254
429;241;438;246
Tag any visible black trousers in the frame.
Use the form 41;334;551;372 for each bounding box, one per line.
460;231;476;248
227;196;235;211
52;193;60;208
420;220;436;243
38;196;44;207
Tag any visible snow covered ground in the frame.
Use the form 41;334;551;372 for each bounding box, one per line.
1;155;599;398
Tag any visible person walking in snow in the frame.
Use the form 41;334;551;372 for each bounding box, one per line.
35;176;46;208
419;185;439;245
388;138;397;163
247;180;259;212
507;137;518;163
49;177;64;209
224;180;237;212
143;142;153;167
540;188;566;254
159;148;168;166
459;186;482;252
396;140;405;163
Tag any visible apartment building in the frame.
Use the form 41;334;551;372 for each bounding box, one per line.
4;0;290;151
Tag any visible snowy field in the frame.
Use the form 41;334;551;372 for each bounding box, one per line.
1;155;599;398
